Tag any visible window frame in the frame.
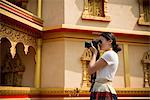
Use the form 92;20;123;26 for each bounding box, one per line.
82;0;111;22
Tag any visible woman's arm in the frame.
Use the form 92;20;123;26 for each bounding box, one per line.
88;46;108;75
88;54;107;75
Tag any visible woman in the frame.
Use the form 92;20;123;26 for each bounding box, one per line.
89;32;121;100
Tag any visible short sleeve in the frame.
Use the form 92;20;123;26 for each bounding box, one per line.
101;51;114;65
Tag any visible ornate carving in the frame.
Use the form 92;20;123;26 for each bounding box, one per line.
141;50;150;87
0;87;150;98
68;88;80;97
138;0;150;26
80;48;92;89
0;23;36;57
82;0;111;21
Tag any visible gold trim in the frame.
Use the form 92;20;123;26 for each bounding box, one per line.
141;50;150;87
34;39;42;88
82;0;111;21
80;48;92;89
138;0;150;26
43;24;150;36
0;8;43;31
0;87;149;97
123;44;130;88
0;22;36;57
37;0;42;18
116;88;150;96
0;0;43;30
0;23;36;47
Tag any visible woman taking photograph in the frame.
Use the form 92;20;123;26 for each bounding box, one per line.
89;32;121;100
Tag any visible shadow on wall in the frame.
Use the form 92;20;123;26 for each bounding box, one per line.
0;38;36;87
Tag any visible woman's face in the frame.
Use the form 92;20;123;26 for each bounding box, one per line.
98;36;112;50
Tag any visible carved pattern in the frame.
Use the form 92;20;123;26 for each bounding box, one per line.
141;50;150;87
82;0;111;21
0;23;36;57
0;23;36;48
80;48;92;89
138;0;150;26
0;87;150;97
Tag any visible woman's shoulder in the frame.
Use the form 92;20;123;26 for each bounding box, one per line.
103;50;118;58
104;50;117;55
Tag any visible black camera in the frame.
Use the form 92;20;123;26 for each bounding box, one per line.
85;40;102;50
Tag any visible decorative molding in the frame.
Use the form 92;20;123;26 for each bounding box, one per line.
82;0;111;22
0;87;149;97
80;48;92;89
0;14;41;38
0;22;36;57
141;49;150;87
116;88;150;97
0;23;36;47
0;0;43;30
138;0;150;26
34;39;42;88
37;0;42;18
43;24;150;36
123;43;130;88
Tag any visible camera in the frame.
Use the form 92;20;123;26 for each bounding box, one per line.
85;40;102;50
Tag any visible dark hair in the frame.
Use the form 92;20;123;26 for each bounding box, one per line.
100;32;121;53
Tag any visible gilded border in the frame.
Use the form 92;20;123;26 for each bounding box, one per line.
0;87;149;97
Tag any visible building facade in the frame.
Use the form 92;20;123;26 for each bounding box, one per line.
0;0;150;99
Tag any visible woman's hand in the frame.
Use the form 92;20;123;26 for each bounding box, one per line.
89;42;98;55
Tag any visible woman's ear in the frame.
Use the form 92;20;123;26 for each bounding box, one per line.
108;39;113;44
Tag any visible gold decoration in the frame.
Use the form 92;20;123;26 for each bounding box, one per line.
138;0;150;26
0;23;36;47
34;39;42;88
141;50;150;87
0;87;150;98
37;0;42;18
80;48;92;89
0;23;36;57
82;0;111;21
123;44;130;88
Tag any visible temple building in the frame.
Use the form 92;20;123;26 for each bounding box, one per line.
0;0;150;99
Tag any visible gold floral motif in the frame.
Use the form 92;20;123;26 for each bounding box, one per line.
82;0;111;21
141;50;150;87
80;48;92;89
0;87;149;97
0;23;36;48
138;0;150;26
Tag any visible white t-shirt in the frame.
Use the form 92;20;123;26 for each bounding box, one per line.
95;50;119;81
